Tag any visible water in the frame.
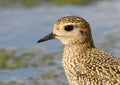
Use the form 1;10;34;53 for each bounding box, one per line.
0;0;120;84
0;68;37;82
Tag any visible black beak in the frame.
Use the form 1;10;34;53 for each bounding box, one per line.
37;32;56;43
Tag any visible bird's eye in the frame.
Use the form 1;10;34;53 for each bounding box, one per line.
64;25;74;31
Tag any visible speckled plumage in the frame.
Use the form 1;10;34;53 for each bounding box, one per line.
38;16;120;85
63;45;120;85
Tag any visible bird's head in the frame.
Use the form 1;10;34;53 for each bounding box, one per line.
37;16;94;46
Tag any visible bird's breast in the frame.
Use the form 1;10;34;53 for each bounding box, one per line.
62;47;89;78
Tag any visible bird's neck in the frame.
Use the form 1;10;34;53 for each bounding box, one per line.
63;41;95;59
62;41;95;83
65;41;95;52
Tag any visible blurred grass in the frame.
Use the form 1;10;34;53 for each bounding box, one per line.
22;0;40;7
0;48;59;69
0;49;16;69
51;0;95;5
0;48;39;69
0;0;40;8
41;73;58;79
41;55;55;65
0;0;100;8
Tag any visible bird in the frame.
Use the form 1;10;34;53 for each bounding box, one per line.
37;16;120;85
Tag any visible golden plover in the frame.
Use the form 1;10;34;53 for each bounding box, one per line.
37;16;120;85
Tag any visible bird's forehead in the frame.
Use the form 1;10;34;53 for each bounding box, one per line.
55;16;90;29
56;16;84;24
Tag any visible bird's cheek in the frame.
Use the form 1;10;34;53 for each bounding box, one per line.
55;36;68;45
55;35;64;40
60;40;68;45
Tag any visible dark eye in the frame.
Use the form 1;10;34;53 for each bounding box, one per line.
64;25;74;31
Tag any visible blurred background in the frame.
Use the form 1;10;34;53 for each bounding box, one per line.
0;0;120;85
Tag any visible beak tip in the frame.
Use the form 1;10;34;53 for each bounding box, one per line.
37;41;40;43
37;39;43;43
